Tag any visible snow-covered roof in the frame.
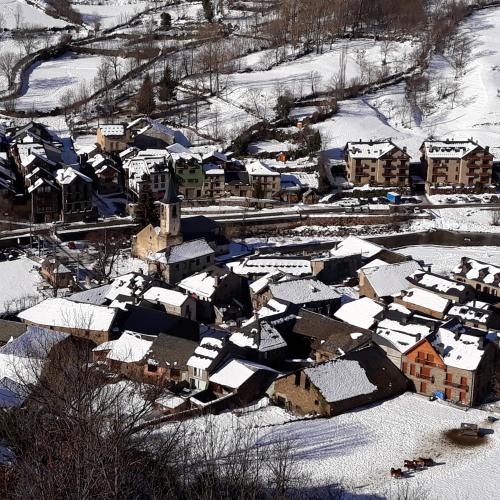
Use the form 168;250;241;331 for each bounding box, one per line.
409;271;466;295
230;322;287;352
105;273;149;303
18;298;116;332
269;278;341;305
305;359;377;403
228;256;311;277
93;331;152;363
447;304;492;324
245;160;279;177
187;336;224;371
400;288;450;314
249;271;282;294
178;270;226;299
360;259;390;270
143;287;188;307
422;140;483;159
453;258;500;286
346;140;407;159
361;260;421;298
56;166;92;185
209;359;276;389
431;327;486;371
151;239;214;265
376;317;432;353
330;236;383;259
99;124;125;137
334;297;384;330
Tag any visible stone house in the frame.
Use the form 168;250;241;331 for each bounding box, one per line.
446;303;500;332
265;277;342;317
142;286;196;321
28;176;61;222
55;167;95;222
401;320;496;406
453;257;500;298
148;239;216;285
177;265;249;323
141;333;198;384
245;161;281;199
187;335;229;390
287;309;372;362
358;259;422;301
168;144;204;199
420;139;493;189
273;345;408;416
129;118;190;149
40;256;73;289
96;124;130;153
92;331;153;379
224;170;252;197
394;288;451;319
202;165;225;198
407;270;475;303
18;298;117;344
344;140;410;186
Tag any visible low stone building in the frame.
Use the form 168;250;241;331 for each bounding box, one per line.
273;345;408;416
394;288;451;319
142;286;196;321
407;270;475;304
96;124;130;153
18;298;117;344
453;257;500;298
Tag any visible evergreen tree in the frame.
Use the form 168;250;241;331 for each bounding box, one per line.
136;73;155;115
160;12;171;29
158;65;178;102
274;92;294;121
135;180;158;228
202;0;214;21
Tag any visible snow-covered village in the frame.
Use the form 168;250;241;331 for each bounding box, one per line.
3;0;500;498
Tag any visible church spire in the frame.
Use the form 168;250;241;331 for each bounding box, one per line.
161;162;179;204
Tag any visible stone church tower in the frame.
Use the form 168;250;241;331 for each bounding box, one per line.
158;166;183;246
131;165;183;259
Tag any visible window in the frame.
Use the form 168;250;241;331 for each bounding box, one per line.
410;364;416;376
426;353;434;362
445;373;453;383
420;382;427;394
172;205;177;218
314;400;319;406
460;376;468;386
304;377;310;391
402;362;408;373
147;363;158;373
294;372;301;386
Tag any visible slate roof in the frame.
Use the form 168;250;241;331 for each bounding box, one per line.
143;333;198;370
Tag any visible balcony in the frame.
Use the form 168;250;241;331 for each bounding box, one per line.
416;372;435;383
415;357;439;368
444;380;469;392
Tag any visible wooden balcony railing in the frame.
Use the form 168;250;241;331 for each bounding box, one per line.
444;380;469;392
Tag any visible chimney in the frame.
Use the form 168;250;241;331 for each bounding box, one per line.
478;336;485;350
403;146;407;152
416;333;421;342
427;265;432;273
454;331;461;341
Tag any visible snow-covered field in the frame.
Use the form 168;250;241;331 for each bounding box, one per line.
398;244;500;275
195;38;416;140
432;206;500;233
72;0;151;28
0;0;68;29
14;52;125;111
182;393;500;499
315;6;500;160
0;258;45;314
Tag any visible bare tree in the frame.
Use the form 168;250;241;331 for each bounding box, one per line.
0;52;17;89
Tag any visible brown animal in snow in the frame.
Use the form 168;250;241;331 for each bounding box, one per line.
404;460;417;471
390;468;403;478
419;457;435;467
